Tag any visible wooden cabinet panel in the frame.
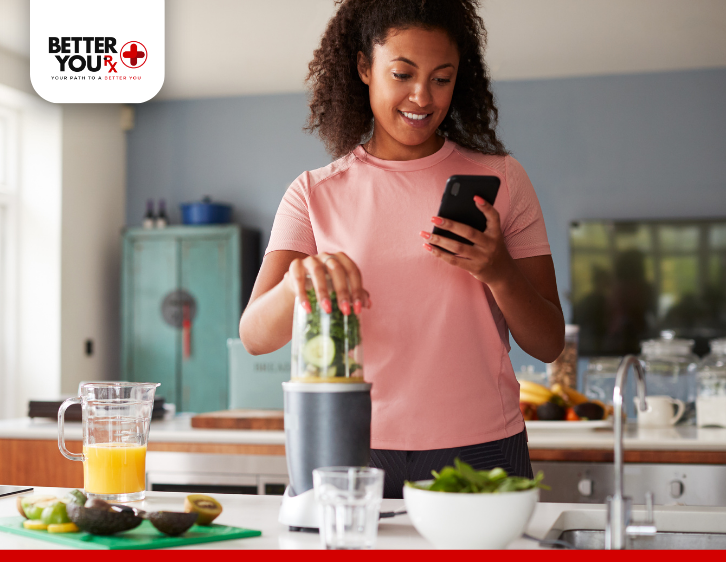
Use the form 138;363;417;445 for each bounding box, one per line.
0;439;84;488
0;439;284;488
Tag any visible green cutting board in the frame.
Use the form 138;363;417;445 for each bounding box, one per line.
0;517;261;549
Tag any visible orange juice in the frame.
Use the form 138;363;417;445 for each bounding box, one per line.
83;443;147;494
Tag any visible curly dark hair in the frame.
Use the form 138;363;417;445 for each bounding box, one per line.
304;0;507;159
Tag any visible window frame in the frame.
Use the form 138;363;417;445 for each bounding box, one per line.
0;103;19;419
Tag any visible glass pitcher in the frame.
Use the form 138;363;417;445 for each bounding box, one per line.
58;382;159;502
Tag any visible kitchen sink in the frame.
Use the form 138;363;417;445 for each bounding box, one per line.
555;529;726;550
542;507;726;550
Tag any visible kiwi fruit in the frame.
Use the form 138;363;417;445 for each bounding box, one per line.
184;494;223;526
147;511;198;536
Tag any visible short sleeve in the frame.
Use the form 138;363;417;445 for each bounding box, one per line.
501;156;551;259
264;172;318;257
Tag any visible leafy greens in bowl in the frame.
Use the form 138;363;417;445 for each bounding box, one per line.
403;459;548;549
405;459;549;494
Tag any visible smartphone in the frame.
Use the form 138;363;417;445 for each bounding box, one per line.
431;175;500;254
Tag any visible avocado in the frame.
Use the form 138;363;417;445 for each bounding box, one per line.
574;402;605;421
536;401;566;421
147;511;198;536
66;503;143;535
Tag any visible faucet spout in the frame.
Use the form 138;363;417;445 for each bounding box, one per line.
606;354;650;550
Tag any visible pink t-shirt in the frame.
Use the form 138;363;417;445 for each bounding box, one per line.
265;138;551;450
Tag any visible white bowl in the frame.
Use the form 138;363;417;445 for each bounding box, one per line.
403;482;539;549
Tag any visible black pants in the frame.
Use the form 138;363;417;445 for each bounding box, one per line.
369;430;533;499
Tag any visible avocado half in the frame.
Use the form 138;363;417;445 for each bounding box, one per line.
66;503;143;535
147;511;198;536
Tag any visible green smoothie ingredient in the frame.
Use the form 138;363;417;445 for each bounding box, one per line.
41;501;70;525
301;288;362;378
65;489;87;506
406;458;550;493
47;522;79;533
20;496;57;520
303;335;336;368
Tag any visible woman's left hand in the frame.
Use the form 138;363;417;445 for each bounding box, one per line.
419;195;514;287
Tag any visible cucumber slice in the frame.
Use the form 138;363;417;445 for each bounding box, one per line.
303;335;336;368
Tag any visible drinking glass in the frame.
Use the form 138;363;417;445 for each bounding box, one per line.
313;466;384;550
58;382;159;502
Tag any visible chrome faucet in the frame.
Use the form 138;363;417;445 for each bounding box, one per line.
605;355;657;550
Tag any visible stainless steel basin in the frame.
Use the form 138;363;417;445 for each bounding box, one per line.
557;529;726;550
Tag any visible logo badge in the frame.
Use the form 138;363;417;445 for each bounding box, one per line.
120;41;147;69
30;0;165;103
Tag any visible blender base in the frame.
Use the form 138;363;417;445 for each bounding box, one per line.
278;486;320;532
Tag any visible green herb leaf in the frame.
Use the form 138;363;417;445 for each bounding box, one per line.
409;459;549;494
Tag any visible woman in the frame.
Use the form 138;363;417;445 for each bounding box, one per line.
239;0;565;499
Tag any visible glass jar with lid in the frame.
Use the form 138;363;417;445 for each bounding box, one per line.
696;338;726;427
639;331;699;421
547;325;579;388
583;357;623;404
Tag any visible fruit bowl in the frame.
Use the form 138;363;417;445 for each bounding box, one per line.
403;482;538;549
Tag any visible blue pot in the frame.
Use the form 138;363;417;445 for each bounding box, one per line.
180;198;232;225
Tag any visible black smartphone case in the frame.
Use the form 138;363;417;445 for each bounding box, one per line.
431;175;500;254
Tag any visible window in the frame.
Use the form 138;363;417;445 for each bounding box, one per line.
571;219;726;357
0;104;19;417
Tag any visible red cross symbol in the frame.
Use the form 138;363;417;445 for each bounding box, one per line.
120;41;148;69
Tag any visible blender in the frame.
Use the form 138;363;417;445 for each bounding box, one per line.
278;278;371;531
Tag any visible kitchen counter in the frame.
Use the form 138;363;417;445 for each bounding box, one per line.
2;487;724;550
526;423;726;452
0;415;285;445
1;416;724;451
526;424;726;464
2;416;725;489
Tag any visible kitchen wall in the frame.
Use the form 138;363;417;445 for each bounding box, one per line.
126;67;726;372
0;49;127;410
60;105;126;395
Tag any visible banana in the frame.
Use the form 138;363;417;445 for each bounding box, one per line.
519;380;554;400
519;390;553;406
550;383;589;406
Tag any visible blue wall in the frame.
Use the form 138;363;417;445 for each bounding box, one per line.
127;68;726;373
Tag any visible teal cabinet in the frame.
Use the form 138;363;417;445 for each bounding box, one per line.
122;226;242;413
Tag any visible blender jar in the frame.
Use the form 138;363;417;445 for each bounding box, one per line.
291;275;363;381
696;338;726;427
640;332;699;422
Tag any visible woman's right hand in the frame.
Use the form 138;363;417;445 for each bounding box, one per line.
282;252;371;316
